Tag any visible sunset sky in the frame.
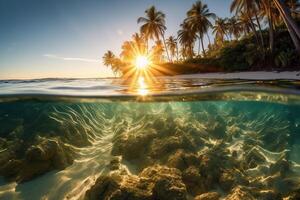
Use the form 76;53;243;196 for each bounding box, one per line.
0;0;231;79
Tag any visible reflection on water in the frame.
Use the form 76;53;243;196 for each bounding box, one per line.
137;76;149;96
0;78;299;97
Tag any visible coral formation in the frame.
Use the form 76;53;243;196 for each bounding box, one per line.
1;101;300;199
85;102;300;199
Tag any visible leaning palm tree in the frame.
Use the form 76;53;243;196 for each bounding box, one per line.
132;32;146;55
186;1;216;57
166;36;178;62
120;41;135;63
227;17;242;40
231;0;262;46
273;0;300;53
102;51;118;76
103;51;115;67
152;40;165;62
177;22;197;59
213;17;229;45
286;0;300;18
137;6;171;61
258;0;276;52
237;11;255;36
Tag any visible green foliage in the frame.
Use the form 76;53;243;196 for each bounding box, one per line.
183;28;300;72
273;29;300;68
275;50;296;67
218;41;250;71
184;57;219;66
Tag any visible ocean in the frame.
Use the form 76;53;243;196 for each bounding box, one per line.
0;77;299;200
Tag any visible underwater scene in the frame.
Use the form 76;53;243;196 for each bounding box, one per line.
0;79;300;200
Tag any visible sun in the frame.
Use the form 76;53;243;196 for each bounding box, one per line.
135;55;150;70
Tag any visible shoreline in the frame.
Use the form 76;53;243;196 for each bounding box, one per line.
172;71;300;80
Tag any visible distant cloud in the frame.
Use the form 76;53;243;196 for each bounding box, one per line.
43;54;99;63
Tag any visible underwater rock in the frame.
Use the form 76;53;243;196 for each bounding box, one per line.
243;148;266;169
269;158;290;175
219;169;248;192
111;126;202;172
182;166;203;195
140;165;187;200
0;118;23;138
26;138;74;169
206;116;226;139
285;189;300;200
194;192;220;200
0;137;74;182
167;150;200;171
111;129;157;166
253;189;279;200
85;175;121;200
261;128;289;152
224;186;255;200
0;159;23;178
149;134;196;159
85;165;187;200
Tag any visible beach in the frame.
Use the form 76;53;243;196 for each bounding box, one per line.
175;71;300;80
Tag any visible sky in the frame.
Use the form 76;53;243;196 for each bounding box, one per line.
0;0;231;79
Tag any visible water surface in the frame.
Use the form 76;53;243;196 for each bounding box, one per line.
0;78;300;200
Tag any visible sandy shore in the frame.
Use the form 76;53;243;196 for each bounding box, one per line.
174;71;300;80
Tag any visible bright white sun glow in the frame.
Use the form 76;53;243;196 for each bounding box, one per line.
135;55;149;70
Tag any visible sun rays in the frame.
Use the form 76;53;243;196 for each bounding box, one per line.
135;55;150;70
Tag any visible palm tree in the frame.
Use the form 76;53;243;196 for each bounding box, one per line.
231;0;262;46
237;11;255;36
166;36;178;62
152;40;164;62
286;0;300;18
137;6;171;61
258;0;276;52
120;41;135;62
273;0;300;53
227;17;242;40
103;51;115;66
213;18;229;45
186;1;216;57
131;32;146;54
103;51;118;76
178;22;196;59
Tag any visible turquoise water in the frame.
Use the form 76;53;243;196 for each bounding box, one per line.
0;78;300;200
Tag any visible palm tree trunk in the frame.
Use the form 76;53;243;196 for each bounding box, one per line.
206;33;211;46
146;39;149;54
274;0;300;39
189;44;193;58
200;34;206;58
225;32;230;41
286;21;300;53
198;36;201;56
268;13;275;53
254;12;265;48
247;11;260;45
274;0;300;53
160;31;171;62
263;1;274;53
277;5;300;52
176;43;179;62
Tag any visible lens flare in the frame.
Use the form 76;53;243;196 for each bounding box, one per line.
135;56;149;70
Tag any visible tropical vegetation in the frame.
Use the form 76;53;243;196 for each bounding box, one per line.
103;0;300;76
